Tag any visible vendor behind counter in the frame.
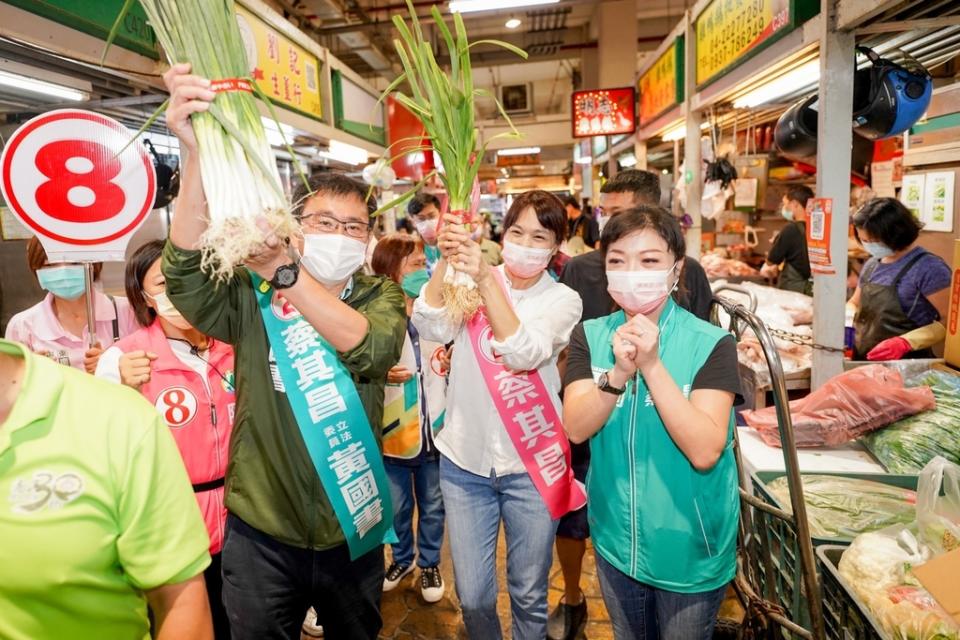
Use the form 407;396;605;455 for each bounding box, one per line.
848;197;952;361
761;185;814;296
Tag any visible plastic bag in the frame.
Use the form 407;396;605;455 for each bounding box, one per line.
839;528;959;640
917;456;960;554
742;365;935;448
765;475;917;540
861;370;960;473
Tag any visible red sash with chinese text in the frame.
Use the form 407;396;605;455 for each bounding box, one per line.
466;277;586;519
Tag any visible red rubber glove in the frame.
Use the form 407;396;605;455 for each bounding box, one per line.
866;336;912;361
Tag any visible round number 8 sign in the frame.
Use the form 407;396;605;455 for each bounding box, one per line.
0;109;156;261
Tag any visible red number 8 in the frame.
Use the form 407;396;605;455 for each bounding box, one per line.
163;389;191;426
34;140;126;223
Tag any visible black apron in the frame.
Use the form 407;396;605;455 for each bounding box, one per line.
778;262;813;296
853;251;933;360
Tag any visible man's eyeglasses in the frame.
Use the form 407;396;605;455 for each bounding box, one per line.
299;213;371;239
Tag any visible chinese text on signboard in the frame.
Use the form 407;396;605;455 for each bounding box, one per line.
695;0;791;86
236;5;322;119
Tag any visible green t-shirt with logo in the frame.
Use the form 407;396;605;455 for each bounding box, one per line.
0;340;210;640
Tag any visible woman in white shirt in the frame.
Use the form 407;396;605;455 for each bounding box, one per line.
412;190;582;640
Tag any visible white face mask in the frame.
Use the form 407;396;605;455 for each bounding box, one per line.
501;240;553;279
606;263;679;316
301;233;367;286
415;218;438;244
147;291;193;330
598;215;611;235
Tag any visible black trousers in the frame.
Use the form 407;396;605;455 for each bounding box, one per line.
205;552;231;639
221;515;384;640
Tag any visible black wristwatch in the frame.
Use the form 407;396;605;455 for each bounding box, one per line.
597;370;626;396
270;262;300;289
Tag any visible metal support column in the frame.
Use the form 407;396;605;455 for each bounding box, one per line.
812;0;854;388
683;11;703;259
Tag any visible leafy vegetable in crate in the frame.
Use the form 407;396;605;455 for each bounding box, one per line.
862;370;960;474
378;2;527;321
916;457;960;555
742;365;935;448
766;475;917;540
840;530;960;640
106;0;305;282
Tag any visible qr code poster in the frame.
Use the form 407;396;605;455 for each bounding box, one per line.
805;198;835;275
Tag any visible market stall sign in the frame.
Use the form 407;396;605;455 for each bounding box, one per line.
0;109;156;261
496;153;540;168
805;197;834;275
3;0;158;59
571;87;636;138
695;0;818;88
236;4;322;120
332;70;386;145
639;38;684;126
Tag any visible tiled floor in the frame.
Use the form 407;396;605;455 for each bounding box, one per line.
377;527;612;639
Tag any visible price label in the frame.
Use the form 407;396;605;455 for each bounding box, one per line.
0;109;156;261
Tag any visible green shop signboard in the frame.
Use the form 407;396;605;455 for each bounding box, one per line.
332;70;386;146
3;0;159;59
694;0;817;88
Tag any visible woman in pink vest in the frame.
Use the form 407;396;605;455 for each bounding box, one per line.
95;239;235;639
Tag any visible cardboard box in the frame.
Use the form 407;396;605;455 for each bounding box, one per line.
946;240;960;369
913;547;960;625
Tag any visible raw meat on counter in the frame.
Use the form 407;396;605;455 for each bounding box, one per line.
741;365;935;448
700;250;759;278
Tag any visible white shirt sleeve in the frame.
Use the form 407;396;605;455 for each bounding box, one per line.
94;345;124;384
411;294;460;345
489;283;583;372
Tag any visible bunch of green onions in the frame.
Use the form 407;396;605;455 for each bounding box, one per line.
109;0;298;282
381;1;526;320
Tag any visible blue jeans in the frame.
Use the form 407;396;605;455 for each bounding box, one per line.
439;455;558;640
596;552;727;640
385;458;445;568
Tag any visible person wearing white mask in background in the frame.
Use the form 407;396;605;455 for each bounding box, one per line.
95;239;236;639
847;197;951;361
159;65;406;640
760;184;814;295
5;237;137;372
563;206;741;640
412;190;583;640
407;192;444;272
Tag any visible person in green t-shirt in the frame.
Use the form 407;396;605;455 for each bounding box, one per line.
0;339;213;640
562;206;741;640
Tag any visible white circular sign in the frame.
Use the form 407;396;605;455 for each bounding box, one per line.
155;386;199;429
0;109;156;247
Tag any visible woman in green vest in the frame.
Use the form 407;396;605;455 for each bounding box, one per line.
562;206;741;639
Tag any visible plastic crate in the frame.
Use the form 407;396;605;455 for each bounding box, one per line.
816;545;890;640
745;472;917;629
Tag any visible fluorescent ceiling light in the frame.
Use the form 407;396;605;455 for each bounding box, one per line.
505;18;522;29
497;146;541;156
733;60;820;109
575;156;593;165
449;0;559;13
261;116;295;148
0;69;87;101
661;121;709;142
319;140;369;165
620;154;637;167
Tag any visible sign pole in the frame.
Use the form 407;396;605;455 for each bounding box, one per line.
83;262;97;349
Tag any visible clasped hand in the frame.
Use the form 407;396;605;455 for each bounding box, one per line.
612;313;660;377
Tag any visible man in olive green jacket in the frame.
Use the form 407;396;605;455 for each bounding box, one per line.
161;65;405;640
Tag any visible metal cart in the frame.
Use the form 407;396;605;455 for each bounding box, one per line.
711;289;825;640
